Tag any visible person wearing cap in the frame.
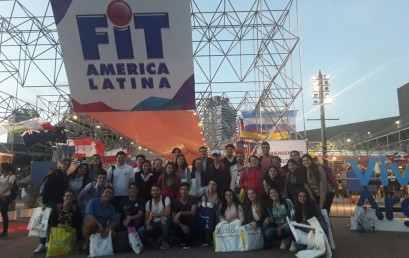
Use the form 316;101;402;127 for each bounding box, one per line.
192;146;214;187
207;150;230;195
220;144;237;190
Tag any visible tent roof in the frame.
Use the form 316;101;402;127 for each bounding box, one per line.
87;111;203;163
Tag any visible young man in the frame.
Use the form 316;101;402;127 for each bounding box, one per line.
207;150;230;194
107;151;134;209
116;182;145;230
82;186;117;250
230;152;248;198
139;184;171;250
192;146;214;187
133;154;146;174
171;182;198;250
78;172;111;210
152;158;163;180
220;143;237;181
259;141;273;175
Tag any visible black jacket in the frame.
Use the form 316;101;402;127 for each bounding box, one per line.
42;169;68;205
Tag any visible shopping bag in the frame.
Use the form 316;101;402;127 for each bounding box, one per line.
240;223;263;251
351;206;375;232
128;226;143;254
27;207;52;238
214;220;244;252
89;231;114;257
46;227;78;257
287;216;314;245
321;209;335;249
295;217;332;258
189;178;197;196
197;202;216;233
239;189;246;203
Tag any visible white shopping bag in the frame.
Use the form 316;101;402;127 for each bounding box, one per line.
240;223;264;251
128;226;143;254
287;216;312;245
27;207;52;238
295;217;332;258
89;231;114;257
321;209;335;249
214;219;244;252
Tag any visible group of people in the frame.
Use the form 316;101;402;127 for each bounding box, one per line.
31;141;334;254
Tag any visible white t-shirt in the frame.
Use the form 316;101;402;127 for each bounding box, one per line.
145;196;171;223
0;174;16;197
107;163;134;196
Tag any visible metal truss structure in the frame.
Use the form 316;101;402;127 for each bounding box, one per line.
0;0;303;159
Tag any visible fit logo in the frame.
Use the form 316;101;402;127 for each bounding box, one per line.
77;0;169;60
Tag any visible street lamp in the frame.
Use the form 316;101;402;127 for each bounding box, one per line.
312;71;331;157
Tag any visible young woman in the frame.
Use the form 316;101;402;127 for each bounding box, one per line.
219;189;244;223
50;190;82;238
292;189;329;251
263;187;294;250
68;163;89;197
134;160;156;202
88;154;107;183
263;165;287;198
286;159;307;204
191;159;203;196
301;154;333;211
0;163;16;237
175;154;191;184
242;188;268;230
239;155;265;199
157;162;181;201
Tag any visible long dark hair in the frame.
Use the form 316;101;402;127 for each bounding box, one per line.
264;165;285;190
69;163;89;188
162;162;176;187
175;154;188;170
243;188;262;219
294;189;317;223
219;189;241;216
140;160;152;174
90;154;106;173
301;154;321;183
287;158;306;185
267;186;288;209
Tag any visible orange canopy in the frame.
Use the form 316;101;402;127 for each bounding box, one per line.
87;111;203;163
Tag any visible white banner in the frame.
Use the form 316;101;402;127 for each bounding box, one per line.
51;0;195;112
257;140;307;166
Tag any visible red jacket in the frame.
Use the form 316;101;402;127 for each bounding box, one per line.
239;166;265;197
157;174;181;202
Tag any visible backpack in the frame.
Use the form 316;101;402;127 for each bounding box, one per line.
110;165;116;184
148;197;166;212
8;176;19;201
323;165;336;189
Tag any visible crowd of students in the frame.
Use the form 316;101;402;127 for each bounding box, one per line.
30;141;334;254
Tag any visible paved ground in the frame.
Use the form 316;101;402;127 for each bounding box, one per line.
0;217;408;258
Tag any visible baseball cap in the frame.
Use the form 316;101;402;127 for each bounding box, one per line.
211;150;221;156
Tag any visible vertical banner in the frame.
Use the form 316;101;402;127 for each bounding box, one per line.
51;0;195;111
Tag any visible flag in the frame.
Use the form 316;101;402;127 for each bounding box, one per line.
68;138;104;158
21;126;66;146
102;148;131;164
241;110;296;133
238;118;291;140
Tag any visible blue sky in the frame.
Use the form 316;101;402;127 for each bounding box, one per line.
297;0;409;130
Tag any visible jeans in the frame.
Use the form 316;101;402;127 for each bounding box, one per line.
263;223;292;247
172;215;195;246
138;217;171;242
0;196;11;233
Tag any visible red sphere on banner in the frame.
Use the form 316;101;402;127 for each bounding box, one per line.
107;0;132;27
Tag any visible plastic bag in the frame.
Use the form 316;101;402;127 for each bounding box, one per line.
89;231;114;257
46;227;78;257
128;226;143;254
197;202;216;233
240;223;264;251
351;206;375;232
27;207;52;238
214;220;244;252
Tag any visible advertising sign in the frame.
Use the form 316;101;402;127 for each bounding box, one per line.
51;0;195;111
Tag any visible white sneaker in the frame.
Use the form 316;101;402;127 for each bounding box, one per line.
289;241;298;252
34;244;46;253
279;241;287;250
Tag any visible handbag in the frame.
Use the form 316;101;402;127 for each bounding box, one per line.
46;227;78;257
214;220;244;252
128;226;143;254
27;207;52;238
89;231;114;257
240;223;264;251
239;168;250;203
